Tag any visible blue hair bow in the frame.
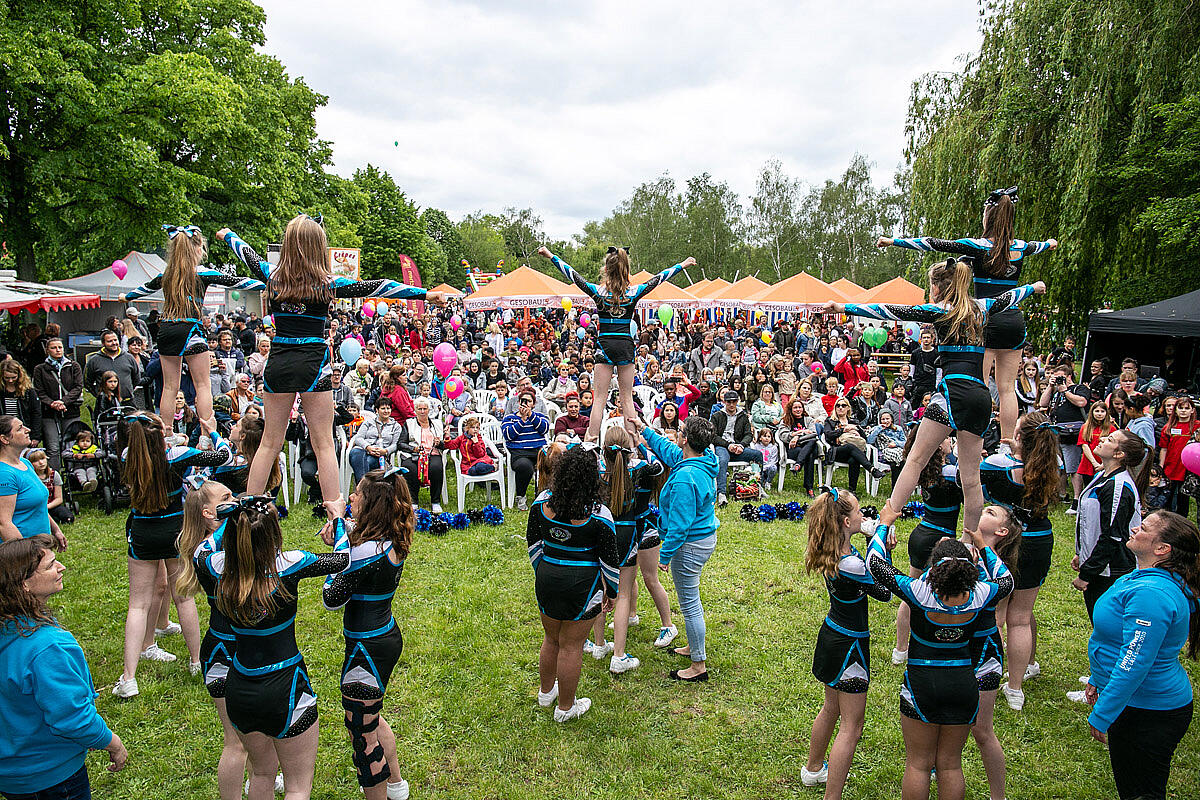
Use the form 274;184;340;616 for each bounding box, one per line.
382;465;409;479
819;485;839;502
216;494;277;520
163;224;200;239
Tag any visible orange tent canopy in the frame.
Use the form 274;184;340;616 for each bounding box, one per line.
689;278;731;298
853;276;926;306
629;270;655;283
463;265;577;311
707;276;771;303
430;282;465;297
640;281;701;308
687;278;712;294
831;278;865;297
740;271;851;311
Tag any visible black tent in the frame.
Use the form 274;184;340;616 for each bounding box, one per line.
1084;289;1200;389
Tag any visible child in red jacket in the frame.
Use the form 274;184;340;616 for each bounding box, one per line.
443;416;497;476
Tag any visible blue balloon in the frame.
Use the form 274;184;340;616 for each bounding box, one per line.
339;338;363;365
576;327;586;340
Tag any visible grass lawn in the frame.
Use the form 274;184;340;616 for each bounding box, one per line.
56;475;1199;800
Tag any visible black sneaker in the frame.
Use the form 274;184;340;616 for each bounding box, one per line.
1067;499;1078;516
870;467;889;480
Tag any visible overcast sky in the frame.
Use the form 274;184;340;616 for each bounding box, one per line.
257;0;981;241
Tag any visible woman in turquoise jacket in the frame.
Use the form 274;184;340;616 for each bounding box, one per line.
0;535;126;798
632;414;719;682
1085;510;1199;800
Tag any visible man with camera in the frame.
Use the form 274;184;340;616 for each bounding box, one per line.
1040;363;1090;513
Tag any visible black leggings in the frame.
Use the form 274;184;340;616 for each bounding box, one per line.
1165;480;1191;517
400;454;444;504
509;448;541;499
827;444;873;492
1084;574;1119;622
786;440;820;489
1108;702;1193;799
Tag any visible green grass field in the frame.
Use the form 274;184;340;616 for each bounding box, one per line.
55;476;1199;800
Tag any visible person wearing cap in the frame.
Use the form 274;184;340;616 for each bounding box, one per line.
125;305;150;343
710;390;761;506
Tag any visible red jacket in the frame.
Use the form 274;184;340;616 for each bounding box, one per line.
443;433;495;474
1159;418;1200;481
834;356;869;391
408;330;427;352
385;385;415;423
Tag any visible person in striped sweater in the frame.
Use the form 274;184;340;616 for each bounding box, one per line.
502;389;550;510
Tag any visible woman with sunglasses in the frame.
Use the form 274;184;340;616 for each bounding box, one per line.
322;469;415;800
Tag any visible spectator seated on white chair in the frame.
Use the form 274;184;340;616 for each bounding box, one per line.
444;414;507;511
710;390;763;506
396;397;448;513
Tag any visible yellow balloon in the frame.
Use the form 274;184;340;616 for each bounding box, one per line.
561;298;572;311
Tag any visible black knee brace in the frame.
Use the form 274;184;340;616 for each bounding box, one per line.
344;698;389;788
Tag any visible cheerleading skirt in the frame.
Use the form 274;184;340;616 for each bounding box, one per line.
263;340;332;394
156;319;208;358
812;620;870;693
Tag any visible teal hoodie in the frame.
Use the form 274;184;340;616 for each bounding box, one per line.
0;619;113;794
643;428;720;564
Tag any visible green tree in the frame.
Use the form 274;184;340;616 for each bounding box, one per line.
457;214;508;280
747;159;803;282
497;207;545;266
682;172;744;278
350;165;441;285
902;0;1200;341
422;207;465;283
0;0;331;280
580;174;686;276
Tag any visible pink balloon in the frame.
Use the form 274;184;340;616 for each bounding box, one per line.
579;313;591;327
444;376;464;399
1182;442;1200;476
111;259;128;280
450;314;461;330
361;302;376;318
433;342;458;378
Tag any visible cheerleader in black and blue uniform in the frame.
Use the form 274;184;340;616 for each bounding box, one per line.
877;187;1057;442
120;225;265;429
801;488;891;796
204;495;349;798
978;411;1062;712
178;479;284;800
866;522;1013;800
539;245;695;442
526;446;621;722
893;432;962;665
321;468;414;800
823;258;1046;533
219;216;444;509
113;413;236;700
596;428;666;675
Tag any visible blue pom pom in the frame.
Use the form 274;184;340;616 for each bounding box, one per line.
438;512;455;529
481;504;504;525
451;513;470;530
757;504;777;522
415;508;432;532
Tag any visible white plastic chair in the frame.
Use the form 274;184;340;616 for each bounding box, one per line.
632;385;662;417
448;413;508;511
474;389;497;415
823;441;883;496
775;427;825;493
544;402;561;429
277;452;289;511
288;441;302;507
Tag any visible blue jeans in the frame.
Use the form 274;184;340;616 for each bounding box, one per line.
3;765;91;800
349;447;387;482
466;462;496;476
715;446;764;493
670;533;716;662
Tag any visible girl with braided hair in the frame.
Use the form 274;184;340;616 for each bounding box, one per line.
801;487;891;797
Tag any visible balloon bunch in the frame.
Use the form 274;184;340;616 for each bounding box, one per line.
414;504;505;535
738;502;808;523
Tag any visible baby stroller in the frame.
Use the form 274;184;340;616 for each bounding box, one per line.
62;405;132;515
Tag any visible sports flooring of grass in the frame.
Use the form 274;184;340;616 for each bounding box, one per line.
55;475;1199;799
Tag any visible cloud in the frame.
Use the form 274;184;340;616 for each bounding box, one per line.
257;0;980;239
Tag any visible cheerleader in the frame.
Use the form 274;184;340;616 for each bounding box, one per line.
322;468;414;800
802;488;891;798
120;226;265;429
822;259;1046;532
176;481;284;800
526;446;622;722
892;432;961;665
865;525;1014;800
219;217;444;513
596;428;665;674
202;495;349;800
878;186;1057;441
113;413;235;700
538;245;695;442
978;412;1061;710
